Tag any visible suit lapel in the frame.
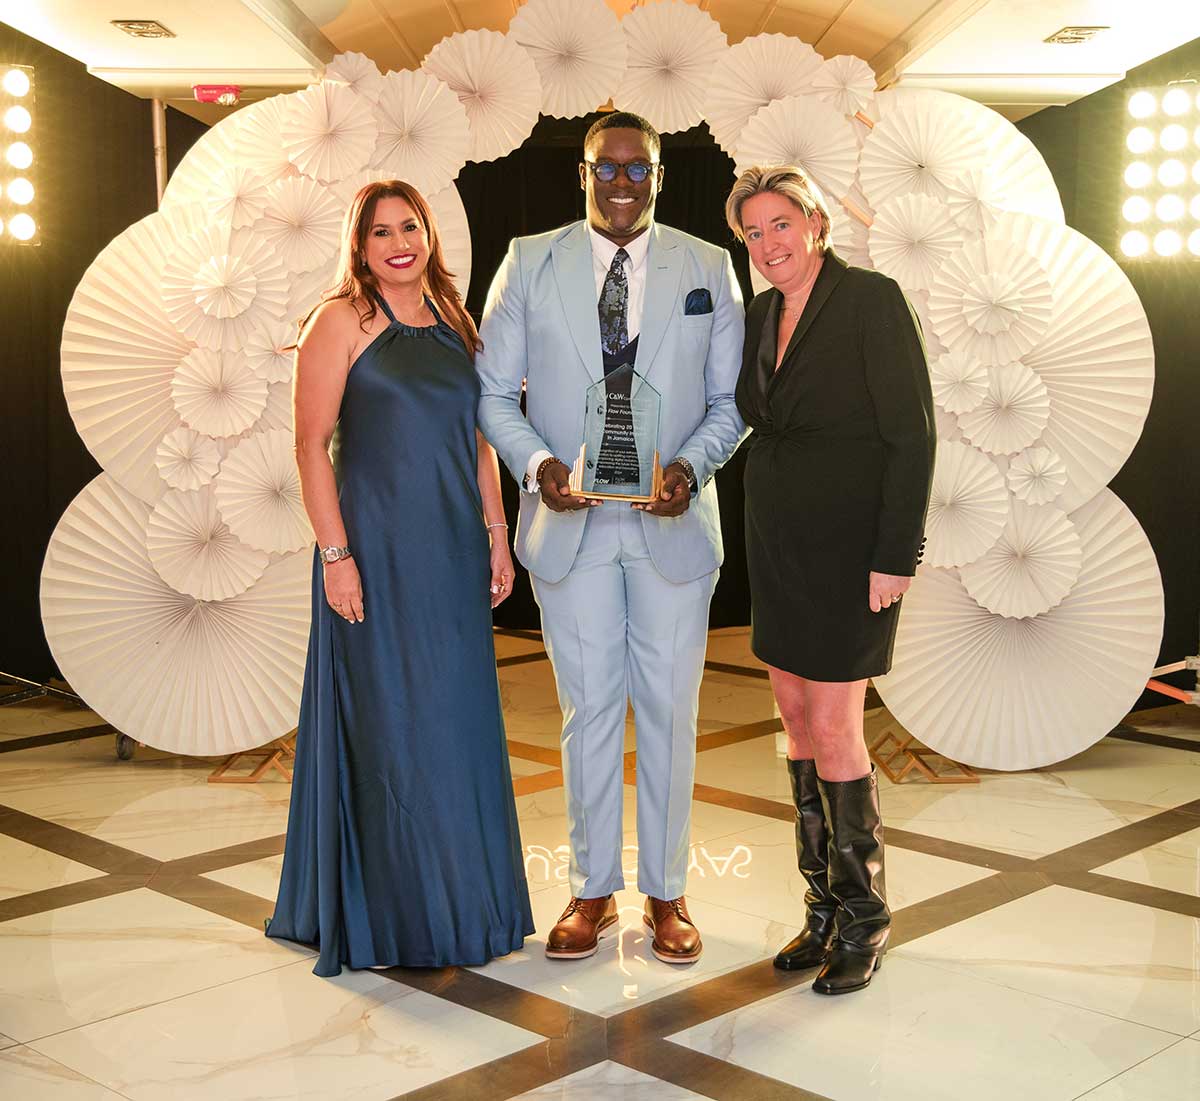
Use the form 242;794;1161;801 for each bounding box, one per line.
775;250;848;377
551;221;604;382
636;223;683;380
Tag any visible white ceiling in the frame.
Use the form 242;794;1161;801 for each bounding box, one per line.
2;0;1199;124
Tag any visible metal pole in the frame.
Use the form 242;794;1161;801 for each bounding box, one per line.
151;97;168;206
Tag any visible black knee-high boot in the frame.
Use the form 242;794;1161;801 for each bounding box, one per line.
774;758;838;970
813;766;889;994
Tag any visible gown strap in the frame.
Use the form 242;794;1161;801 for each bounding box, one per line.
372;290;399;326
371;290;443;329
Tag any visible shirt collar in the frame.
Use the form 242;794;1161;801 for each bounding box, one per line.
587;221;652;273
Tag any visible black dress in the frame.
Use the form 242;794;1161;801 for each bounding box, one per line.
735;251;935;682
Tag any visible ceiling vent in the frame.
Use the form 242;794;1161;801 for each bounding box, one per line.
110;20;176;39
1044;26;1109;45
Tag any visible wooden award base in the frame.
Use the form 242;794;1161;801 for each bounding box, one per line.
569;446;664;503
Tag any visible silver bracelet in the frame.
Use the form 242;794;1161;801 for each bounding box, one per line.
486;522;508;530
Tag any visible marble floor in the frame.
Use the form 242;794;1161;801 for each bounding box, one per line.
1;628;1197;1101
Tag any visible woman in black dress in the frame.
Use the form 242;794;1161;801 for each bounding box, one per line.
725;166;935;994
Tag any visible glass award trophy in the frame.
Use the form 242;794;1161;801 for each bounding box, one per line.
569;364;663;502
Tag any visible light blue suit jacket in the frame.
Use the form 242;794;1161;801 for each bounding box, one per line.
477;220;747;585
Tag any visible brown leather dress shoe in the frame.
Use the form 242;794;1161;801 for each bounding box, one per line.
643;896;702;964
545;895;618;959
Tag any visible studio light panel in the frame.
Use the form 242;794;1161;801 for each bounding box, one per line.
1;64;36;245
1121;83;1200;259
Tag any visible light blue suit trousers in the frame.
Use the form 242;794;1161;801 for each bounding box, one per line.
477;221;746;899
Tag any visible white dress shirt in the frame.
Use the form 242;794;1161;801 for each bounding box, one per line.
523;224;653;491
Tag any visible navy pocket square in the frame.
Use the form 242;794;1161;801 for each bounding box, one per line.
684;287;713;315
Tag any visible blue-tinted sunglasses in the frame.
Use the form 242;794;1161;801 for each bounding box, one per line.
584;159;658;184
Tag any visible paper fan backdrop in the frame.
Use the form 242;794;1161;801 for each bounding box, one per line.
61;204;209;504
253;176;343;275
1007;445;1068;506
733;95;859;203
155;427;221;492
612;0;727;135
510;0;625;119
873;90;1065;227
159;110;245;210
811;55;876;118
704;33;823;154
244;318;296;384
172;349;269;438
252;381;294;435
41;474;311;755
858;94;989;208
930;351;989;414
281;81;377;184
146;485;270;602
423;30;542;164
926;237;1053;364
868;193;967;294
924;441;1010;568
215;429;312;555
324;50;383;103
876;489;1163;770
231;95;299;184
959;499;1082;619
370;69;471;195
957;361;1050;455
991;212;1155;513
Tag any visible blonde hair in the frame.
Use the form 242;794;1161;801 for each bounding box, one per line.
302;179;480;358
725;165;831;251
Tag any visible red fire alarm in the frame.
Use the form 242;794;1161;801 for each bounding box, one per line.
192;84;241;106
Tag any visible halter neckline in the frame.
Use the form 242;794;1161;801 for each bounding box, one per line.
373;290;441;332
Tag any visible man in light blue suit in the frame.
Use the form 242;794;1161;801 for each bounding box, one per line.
476;113;745;964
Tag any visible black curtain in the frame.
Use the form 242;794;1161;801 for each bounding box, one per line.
1018;37;1200;690
0;23;208;679
457;115;755;630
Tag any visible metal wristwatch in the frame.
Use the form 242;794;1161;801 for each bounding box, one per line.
319;545;352;564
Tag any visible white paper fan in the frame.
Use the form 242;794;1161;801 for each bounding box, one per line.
281;81;377;184
146;485;270;602
810;55;876;118
510;0;625;119
244;318;296;384
959;499;1082;619
324;51;384;103
41;474;311;756
155;427;222;492
230;95;299;185
161;225;290;351
830;205;871;267
868;193;967;294
172;348;269;438
957;361;1051;456
858;94;989;208
369;69;471;195
934;406;963;442
423;30;542;164
612;0;727;135
733;95;859;203
926;237;1052;364
930;351;989;414
215;429;312;555
925;441;1009;568
61;204;210;504
160;111;245;210
1007;445;1068;506
704;33;824;154
991;212;1155;513
206;165;274;230
253;176;343;275
876;488;1163;770
252;381;294;435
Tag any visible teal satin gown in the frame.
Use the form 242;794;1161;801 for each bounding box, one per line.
267;294;534;976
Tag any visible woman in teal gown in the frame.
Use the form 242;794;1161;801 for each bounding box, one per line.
266;180;534;976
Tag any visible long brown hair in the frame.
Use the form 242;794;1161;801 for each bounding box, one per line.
304;179;480;357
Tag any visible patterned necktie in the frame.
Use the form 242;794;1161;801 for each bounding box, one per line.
598;247;629;356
